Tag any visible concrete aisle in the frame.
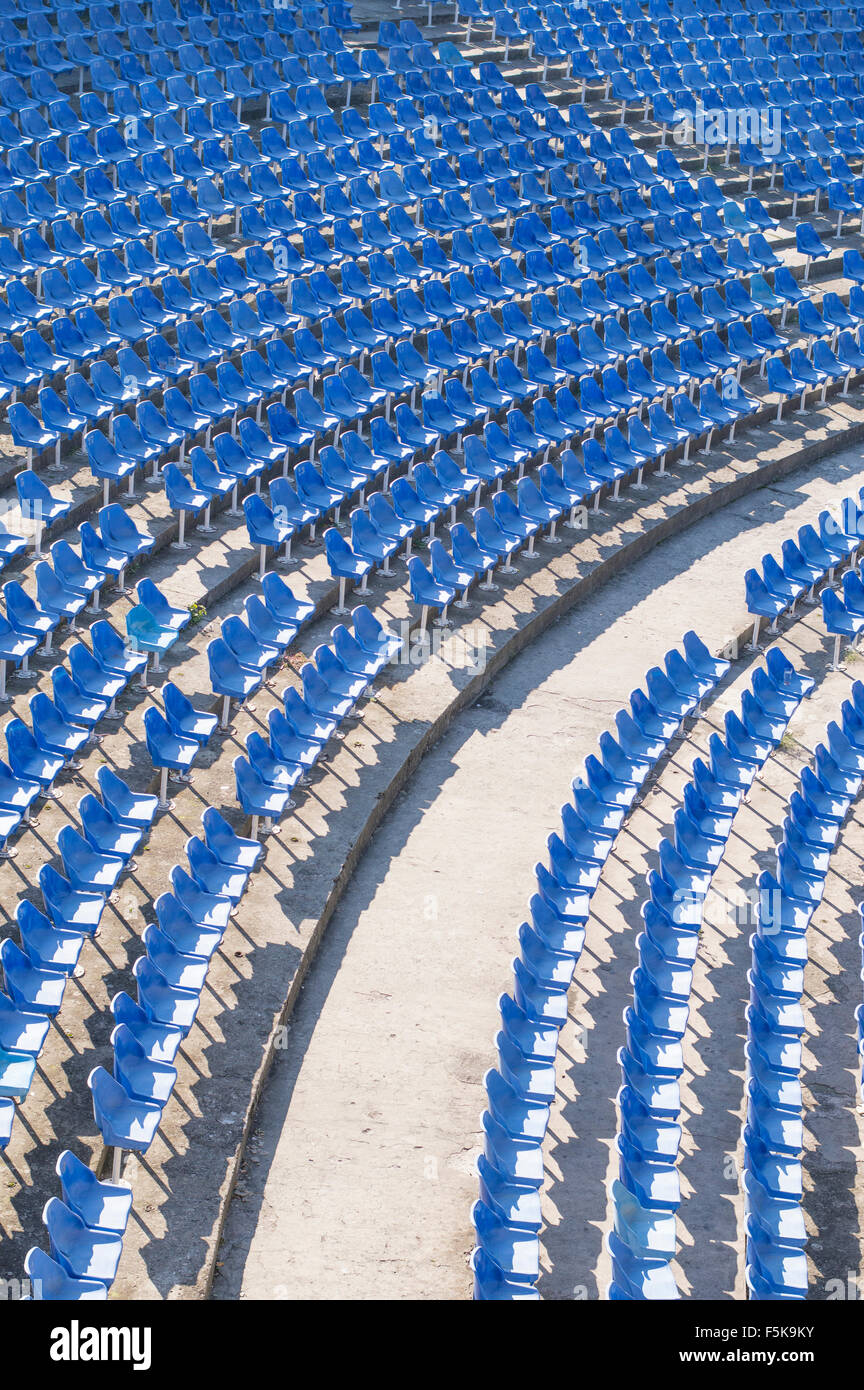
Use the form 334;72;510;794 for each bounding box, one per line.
212;449;864;1301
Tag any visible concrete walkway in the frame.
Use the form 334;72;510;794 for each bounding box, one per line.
212;448;864;1301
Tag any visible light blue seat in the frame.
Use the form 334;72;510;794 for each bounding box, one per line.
606;1230;679;1299
0;1012;36;1094
0;981;50;1060
126;606;178;670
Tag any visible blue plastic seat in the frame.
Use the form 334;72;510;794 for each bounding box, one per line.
111;1013;181;1108
207;638;264;727
134;946;202;1032
56;1149;132;1235
471;1199;539;1290
87;1064;162;1154
1;936;66;1016
24;1246;107;1301
144;706;198;807
233;754;295;833
57;821;126;896
40;860;106;934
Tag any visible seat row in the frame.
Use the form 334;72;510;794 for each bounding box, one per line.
746;494;864;648
228;603;401;837
0;761;158;1151
608;647;812;1297
470;630;732;1298
22;802;264;1297
22;602;398;1297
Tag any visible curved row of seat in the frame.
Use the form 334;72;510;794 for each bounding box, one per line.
746;492;864;648
0;5;362;116
743;681;864;1296
0;555;374;1164
0;551;217;846
470;629;731;1298
432;0;864;1303
0;203;853;718
443;1;864;264
18;595;399;1296
230;602;400;836
0;2;387;512
0;0;861;695
24;1149;133;1300
608;647;811;1298
0;762;158;1152
0;185;805;656
20;803;262;1296
0;1;833;517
